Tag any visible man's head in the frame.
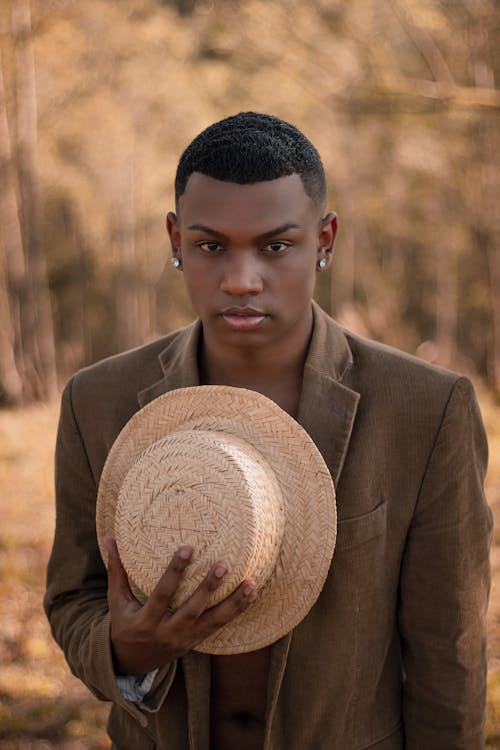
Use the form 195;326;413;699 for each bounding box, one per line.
167;113;337;361
175;112;326;214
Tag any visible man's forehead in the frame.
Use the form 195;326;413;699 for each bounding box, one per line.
177;172;316;224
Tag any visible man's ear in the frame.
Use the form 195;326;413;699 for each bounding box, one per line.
166;211;182;266
316;212;338;270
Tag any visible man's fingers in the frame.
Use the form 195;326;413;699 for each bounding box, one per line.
174;560;230;622
143;546;193;623
176;562;257;628
104;537;137;607
133;548;257;651
194;579;258;641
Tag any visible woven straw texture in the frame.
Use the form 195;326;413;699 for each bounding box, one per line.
115;430;285;606
96;385;336;654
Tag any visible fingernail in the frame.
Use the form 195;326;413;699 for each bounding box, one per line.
178;546;192;560
243;584;256;597
214;563;227;578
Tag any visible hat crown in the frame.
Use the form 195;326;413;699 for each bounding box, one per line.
115;429;285;607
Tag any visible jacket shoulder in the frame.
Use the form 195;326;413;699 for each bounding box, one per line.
64;325;193;426
344;329;464;391
70;327;187;391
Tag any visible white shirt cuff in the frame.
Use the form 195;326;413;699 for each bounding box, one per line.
116;669;159;703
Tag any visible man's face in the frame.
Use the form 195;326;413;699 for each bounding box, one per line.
167;172;336;353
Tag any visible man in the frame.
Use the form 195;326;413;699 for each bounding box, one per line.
45;112;492;749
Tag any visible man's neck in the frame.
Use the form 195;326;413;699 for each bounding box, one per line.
198;315;313;417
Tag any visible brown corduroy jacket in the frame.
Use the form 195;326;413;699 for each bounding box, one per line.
44;303;492;750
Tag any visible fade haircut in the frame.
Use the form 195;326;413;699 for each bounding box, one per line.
175;112;326;212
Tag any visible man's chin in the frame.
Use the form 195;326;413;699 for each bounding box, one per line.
203;317;275;347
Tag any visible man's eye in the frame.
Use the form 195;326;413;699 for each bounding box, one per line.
198;241;223;253
263;242;289;254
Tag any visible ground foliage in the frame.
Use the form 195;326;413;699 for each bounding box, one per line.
0;390;499;747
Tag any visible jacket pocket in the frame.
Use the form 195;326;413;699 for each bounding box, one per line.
335;500;387;551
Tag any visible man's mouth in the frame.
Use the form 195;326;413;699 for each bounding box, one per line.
220;307;267;331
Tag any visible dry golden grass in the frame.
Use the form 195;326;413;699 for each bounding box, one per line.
0;389;499;748
0;403;108;749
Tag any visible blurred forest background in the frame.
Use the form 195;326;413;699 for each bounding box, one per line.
0;0;499;404
1;0;500;747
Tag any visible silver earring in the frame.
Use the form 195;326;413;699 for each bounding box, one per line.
171;257;181;269
318;258;327;269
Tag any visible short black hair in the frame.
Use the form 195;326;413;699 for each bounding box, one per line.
175;112;326;212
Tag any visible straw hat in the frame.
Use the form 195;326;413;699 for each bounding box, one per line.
96;385;336;654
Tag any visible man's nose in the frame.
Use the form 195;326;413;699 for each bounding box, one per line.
220;254;263;296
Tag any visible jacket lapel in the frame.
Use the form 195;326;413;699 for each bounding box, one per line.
296;302;360;487
137;320;201;408
297;369;359;487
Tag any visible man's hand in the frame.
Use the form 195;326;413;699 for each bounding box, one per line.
104;537;257;676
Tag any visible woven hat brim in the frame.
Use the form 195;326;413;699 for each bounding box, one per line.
96;385;336;654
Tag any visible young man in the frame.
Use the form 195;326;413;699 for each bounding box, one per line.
45;112;492;750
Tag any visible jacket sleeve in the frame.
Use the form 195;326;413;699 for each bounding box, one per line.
43;377;176;726
398;376;492;749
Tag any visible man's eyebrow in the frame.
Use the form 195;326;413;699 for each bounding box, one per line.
255;223;301;241
186;222;301;241
187;224;228;240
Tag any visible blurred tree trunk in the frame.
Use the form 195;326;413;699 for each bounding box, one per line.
482;125;500;392
112;159;149;352
12;0;58;401
466;0;500;391
113;204;141;352
0;53;25;404
435;241;458;368
430;191;458;369
0;261;23;405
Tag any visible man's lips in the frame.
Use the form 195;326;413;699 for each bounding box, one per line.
219;307;268;331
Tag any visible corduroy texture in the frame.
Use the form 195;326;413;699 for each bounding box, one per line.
96;385;337;654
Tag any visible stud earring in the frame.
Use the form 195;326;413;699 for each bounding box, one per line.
318;258;327;269
171;257;181;269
